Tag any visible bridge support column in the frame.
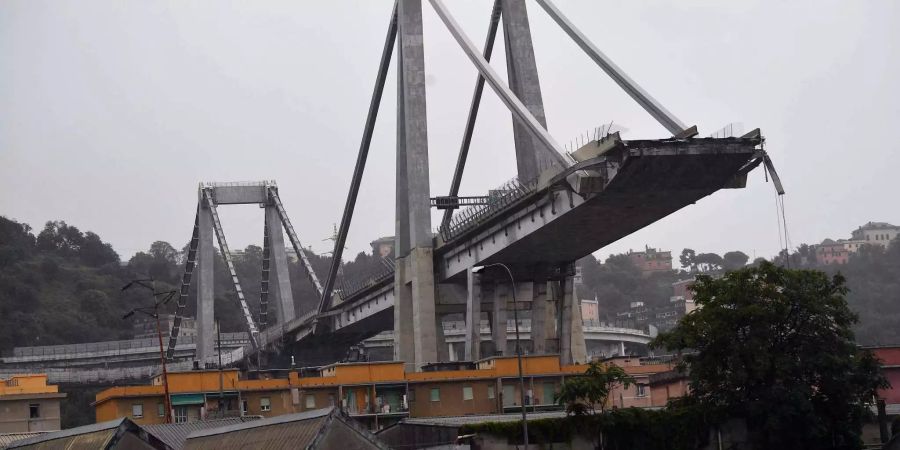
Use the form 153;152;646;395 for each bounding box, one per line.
464;267;481;361
491;282;509;356
530;278;555;354
501;0;554;181
196;205;215;365
265;206;295;325
393;0;438;371
559;275;587;365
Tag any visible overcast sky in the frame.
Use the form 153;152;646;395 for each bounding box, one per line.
2;1;898;265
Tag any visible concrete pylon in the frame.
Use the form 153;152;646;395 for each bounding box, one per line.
393;0;438;371
264;206;295;325
491;282;509;356
196;205;215;364
560;275;587;365
530;278;555;354
501;0;554;181
464;268;482;361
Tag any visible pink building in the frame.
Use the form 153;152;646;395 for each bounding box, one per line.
580;298;599;322
816;239;850;265
627;246;672;275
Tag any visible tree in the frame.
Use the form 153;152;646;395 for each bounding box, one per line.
679;248;696;272
557;361;634;415
652;262;887;449
693;252;724;272
722;251;749;271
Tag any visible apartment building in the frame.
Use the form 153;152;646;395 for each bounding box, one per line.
0;374;66;433
94;355;682;431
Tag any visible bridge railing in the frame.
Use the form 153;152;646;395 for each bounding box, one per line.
438;177;537;242
336;258;396;301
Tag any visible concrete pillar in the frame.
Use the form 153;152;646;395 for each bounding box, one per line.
530;278;553;354
465;267;481;361
196;205;215;364
265;206;295;325
394;0;438;370
501;0;556;181
492;282;509;356
560;276;587;365
436;313;449;362
393;260;415;370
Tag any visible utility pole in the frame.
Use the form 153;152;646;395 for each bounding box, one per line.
217;320;224;417
475;263;528;449
122;279;175;424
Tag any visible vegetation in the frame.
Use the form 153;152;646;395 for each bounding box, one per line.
459;407;712;450
0;216;388;353
556;361;634;415
652;262;887;449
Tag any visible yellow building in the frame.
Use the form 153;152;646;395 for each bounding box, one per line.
94;355;679;430
0;374;66;433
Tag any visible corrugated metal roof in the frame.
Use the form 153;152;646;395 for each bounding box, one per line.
184;415;329;450
6;418;125;449
7;429;116;450
144;417;261;450
0;433;47;448
399;410;568;427
187;408;333;439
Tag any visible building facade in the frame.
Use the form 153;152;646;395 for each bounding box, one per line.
94;355;683;431
627;246;673;275
0;374;66;433
851;222;900;249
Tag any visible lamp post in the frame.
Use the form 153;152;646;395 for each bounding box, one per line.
476;263;528;449
122;279;176;424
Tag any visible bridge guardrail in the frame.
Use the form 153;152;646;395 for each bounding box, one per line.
438;177;537;242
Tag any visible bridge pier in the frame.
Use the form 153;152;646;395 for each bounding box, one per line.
490;282;509;356
464;268;481;361
559;275;587;365
530;277;556;354
196;202;215;364
265;205;295;325
393;0;439;371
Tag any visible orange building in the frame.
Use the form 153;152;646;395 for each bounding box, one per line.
94;355;685;431
0;374;66;433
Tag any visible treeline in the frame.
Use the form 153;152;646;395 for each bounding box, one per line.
0;216;387;354
577;242;900;346
576;249;750;321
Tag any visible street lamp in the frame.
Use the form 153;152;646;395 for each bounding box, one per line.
475;263;528;449
122;279;176;424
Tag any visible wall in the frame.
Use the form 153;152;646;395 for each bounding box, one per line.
409;379;498;417
0;396;62;432
241;389;295;418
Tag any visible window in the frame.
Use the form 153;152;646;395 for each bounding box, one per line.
487;386;495;399
430;388;440;402
131;403;143;418
174;406;188;423
462;386;473;401
636;385;647;397
29;404;40;419
260;397;271;412
305;395;316;409
157;402;165;417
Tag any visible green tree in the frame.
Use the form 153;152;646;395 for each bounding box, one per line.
557;361;634;415
679;248;697;272
722;251;749;271
652;262;887;449
693;252;724;272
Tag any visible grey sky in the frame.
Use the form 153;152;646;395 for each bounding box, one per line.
2;1;898;265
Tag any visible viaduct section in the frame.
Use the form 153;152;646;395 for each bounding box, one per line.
163;0;782;373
